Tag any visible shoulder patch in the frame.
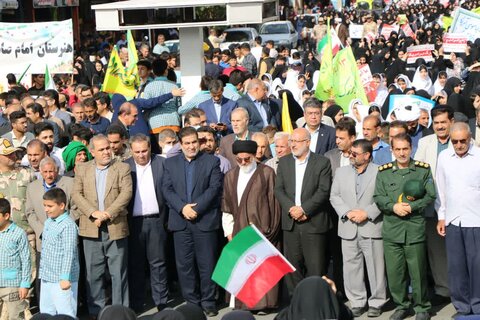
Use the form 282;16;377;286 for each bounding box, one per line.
415;161;430;168
378;163;393;171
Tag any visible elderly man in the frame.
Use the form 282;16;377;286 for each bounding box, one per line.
275;128;333;296
219;108;252;167
330;139;387;318
436;122;480;318
251;132;270;163
125;134;168;313
162;127;223;316
110;102;139;139
265;132;291;173
222;140;281;312
72;135;132;318
25;157;75;300
236;79;280;132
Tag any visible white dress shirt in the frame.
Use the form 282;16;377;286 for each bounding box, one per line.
133;160;160;216
294;152;310;206
436;145;480;227
308;127;320;153
214;100;222;123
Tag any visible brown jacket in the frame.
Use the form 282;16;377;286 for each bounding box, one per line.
72;159;132;240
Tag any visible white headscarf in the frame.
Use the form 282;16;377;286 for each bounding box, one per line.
412;65;434;95
348;98;370;138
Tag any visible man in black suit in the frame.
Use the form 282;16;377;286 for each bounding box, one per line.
162;127;223;316
125;134;168;313
303;97;336;155
275;127;333;295
236;78;280;132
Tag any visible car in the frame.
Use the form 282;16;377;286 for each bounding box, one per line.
219;27;259;51
259;21;298;49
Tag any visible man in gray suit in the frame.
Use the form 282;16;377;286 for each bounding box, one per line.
330;139;387;318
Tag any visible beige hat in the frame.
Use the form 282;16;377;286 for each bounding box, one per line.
0;138;19;156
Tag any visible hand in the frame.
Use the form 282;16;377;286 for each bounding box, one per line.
91;211;106;220
227;234;233;241
172;87;186;97
437;219;446;237
289;206;304;220
348;209;368;223
60;280;71;290
215;124;227;132
322;276;337;294
182;203;198;220
393;203;410;217
297;214;308;222
18;288;28;300
94;219;102;228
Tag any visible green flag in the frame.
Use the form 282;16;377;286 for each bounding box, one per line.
315;18;333;101
45;64;56;91
332;47;368;111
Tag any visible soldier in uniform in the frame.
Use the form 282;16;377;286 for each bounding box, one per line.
373;133;436;320
0;138;36;316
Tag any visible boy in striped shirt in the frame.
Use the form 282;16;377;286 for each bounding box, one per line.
0;198;31;320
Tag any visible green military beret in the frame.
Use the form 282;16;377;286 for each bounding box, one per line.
403;179;425;201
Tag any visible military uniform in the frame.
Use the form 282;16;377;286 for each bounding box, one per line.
373;160;436;314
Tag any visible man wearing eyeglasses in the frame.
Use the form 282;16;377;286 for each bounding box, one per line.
436;122;480;319
222;140;280;312
374;134;436;320
275;127;332;296
330;139;387;318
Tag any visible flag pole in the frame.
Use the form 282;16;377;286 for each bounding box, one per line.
17;64;31;84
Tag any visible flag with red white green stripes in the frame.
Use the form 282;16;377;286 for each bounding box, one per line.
212;225;295;308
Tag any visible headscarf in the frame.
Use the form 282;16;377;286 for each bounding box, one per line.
348;99;370;138
62;141;92;172
274;276;340;320
433;71;447;94
374;74;389;106
97;305;137;320
175;303;207;320
443;77;462;97
412;65;434;96
324;104;343;125
396;74;412;91
221;310;255;320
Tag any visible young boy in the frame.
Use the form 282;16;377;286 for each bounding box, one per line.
0;198;31;320
39;188;79;317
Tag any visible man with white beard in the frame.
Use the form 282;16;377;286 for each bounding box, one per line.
222;140;281;313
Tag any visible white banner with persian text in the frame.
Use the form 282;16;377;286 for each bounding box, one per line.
450;8;480;42
0;19;73;76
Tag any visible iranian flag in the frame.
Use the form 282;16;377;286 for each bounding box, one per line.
45;64;56;91
317;23;341;59
212;225;295;308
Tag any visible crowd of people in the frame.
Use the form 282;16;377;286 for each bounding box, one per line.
1;0;480;320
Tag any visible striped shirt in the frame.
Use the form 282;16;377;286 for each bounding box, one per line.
39;212;79;282
143;76;180;129
178;91;210;115
0;223;31;288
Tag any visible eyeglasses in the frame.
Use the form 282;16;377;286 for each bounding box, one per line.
451;139;468;145
349;151;365;157
236;156;253;164
289;139;309;144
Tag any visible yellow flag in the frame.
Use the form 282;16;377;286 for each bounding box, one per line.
102;47;137;97
281;92;294;134
126;30;140;88
472;7;480;14
442;16;453;31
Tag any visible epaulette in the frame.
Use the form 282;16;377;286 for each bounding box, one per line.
414;161;430;169
378;162;394;171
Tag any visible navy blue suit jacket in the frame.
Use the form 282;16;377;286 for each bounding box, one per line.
310;124;337;155
161;152;223;232
126;155;166;221
237;95;281;132
198;97;237;133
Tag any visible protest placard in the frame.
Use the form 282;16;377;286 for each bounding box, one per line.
387;94;435;120
380;24;399;40
443;33;467;53
450;8;480;42
358;64;377;102
349;24;363;39
406;44;434;64
0;19;73;75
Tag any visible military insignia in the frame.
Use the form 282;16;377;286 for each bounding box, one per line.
424;163;429;168
388;163;393;168
3;139;12;149
0;193;4;198
406;195;416;201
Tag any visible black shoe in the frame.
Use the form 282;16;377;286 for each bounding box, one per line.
367;307;382;317
204;308;219;317
431;294;450;306
157;304;166;312
351;306;367;317
452;312;471;319
389;309;410;320
415;312;431;320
